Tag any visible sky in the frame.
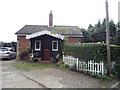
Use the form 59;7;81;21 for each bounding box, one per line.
0;0;119;42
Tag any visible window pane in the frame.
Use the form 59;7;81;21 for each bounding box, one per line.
52;41;58;51
36;41;40;49
53;42;57;49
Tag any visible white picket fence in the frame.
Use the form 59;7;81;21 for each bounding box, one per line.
63;55;104;75
63;55;78;65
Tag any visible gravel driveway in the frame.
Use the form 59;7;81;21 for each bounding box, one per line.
1;60;119;88
23;68;102;88
1;60;45;88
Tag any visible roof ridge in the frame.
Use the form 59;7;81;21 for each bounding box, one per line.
24;25;78;27
54;25;78;27
25;25;48;27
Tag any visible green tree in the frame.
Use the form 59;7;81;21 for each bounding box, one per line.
109;20;116;38
87;19;116;43
88;24;95;33
81;28;92;42
90;20;106;42
111;22;120;45
81;19;118;45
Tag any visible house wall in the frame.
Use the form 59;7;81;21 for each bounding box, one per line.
17;36;30;55
67;37;81;43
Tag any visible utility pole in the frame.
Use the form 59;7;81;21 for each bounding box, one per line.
105;0;111;75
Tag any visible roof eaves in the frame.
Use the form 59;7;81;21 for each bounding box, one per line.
26;30;64;40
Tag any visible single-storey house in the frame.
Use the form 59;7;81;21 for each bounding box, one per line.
15;11;83;61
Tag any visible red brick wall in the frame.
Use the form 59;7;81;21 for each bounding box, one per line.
67;37;81;43
17;36;30;54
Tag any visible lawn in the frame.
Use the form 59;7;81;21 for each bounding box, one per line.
11;61;57;70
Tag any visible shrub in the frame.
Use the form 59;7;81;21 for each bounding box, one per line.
57;60;69;68
63;43;120;63
112;60;120;78
19;48;30;60
110;45;120;63
57;60;64;66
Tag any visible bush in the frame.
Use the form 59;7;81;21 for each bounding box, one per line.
63;43;120;63
112;60;120;78
19;48;30;60
57;60;69;68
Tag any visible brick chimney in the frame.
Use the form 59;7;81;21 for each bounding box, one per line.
49;11;53;27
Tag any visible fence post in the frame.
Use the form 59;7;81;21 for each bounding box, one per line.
76;58;79;70
97;63;99;73
88;61;90;72
63;55;64;62
95;62;97;74
101;61;104;75
69;56;71;64
92;61;94;73
70;56;72;65
89;60;91;72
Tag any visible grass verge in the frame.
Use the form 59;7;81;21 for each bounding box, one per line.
11;61;57;70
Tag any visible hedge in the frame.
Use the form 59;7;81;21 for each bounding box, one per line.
112;60;120;78
63;43;120;63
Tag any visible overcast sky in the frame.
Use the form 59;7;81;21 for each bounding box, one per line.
0;0;119;42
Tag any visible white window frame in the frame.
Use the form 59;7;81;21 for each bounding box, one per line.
52;41;58;51
35;40;41;51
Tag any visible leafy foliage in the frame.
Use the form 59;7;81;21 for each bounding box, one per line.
19;48;30;60
81;18;119;45
63;43;120;63
57;60;69;68
112;60;120;78
81;28;92;43
111;30;120;45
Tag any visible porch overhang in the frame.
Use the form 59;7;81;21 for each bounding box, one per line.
26;30;64;40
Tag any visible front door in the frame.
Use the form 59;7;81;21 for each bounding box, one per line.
43;41;51;60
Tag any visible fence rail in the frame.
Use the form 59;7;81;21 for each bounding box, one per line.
63;55;104;75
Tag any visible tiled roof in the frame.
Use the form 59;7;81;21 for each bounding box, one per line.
15;25;83;37
15;25;51;34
